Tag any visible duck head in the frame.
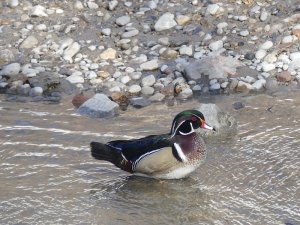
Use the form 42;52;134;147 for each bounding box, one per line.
170;110;214;136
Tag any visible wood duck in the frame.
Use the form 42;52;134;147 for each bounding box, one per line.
90;110;215;179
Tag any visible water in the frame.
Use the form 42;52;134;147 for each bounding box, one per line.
0;93;299;225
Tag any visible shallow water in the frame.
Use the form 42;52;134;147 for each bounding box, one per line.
0;92;299;225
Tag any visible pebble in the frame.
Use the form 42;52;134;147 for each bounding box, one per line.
8;0;19;8
276;71;292;82
128;84;142;94
209;40;223;51
130;97;151;108
63;42;81;62
179;45;193;56
101;28;111;36
206;4;220;15
141;86;155;95
142;75;156;87
100;48;117;60
252;79;266;91
20;36;39;49
210;83;221;90
121;29;139;38
259;41;273;50
239;30;250;37
262;62;276;72
154;13;177;31
282;35;296;44
31;5;48;17
116;15;130;26
87;2;99;9
109;0;118;10
74;1;84;10
236;81;252;92
176;15;191;26
140;59;159;71
260;10;268;21
0;63;21;77
149;93;165;102
255;49;267;60
66;74;84;84
29;87;43;97
120;75;131;84
290;52;300;61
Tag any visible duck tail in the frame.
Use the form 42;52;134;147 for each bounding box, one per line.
90;142;122;166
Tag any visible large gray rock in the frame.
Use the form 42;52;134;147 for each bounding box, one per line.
78;93;119;118
197;104;237;141
184;56;243;81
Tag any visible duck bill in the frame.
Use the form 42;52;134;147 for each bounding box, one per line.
201;122;215;131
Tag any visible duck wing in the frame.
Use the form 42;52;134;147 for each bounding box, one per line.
107;134;173;162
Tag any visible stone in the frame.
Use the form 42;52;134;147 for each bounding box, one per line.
17;84;31;96
176;15;191;25
129;72;142;80
100;48;117;60
141;86;155;95
255;49;266;60
149;93;165;102
206;4;220;15
210;82;221;90
282;35;296;44
239;30;250;37
262;63;276;72
265;78;278;91
108;0;118;10
276;71;292;82
29;87;43;97
101;28;111;36
120;75;131;84
121;29;139;38
0;63;21;77
0;49;15;64
148;1;157;9
128;84;141;94
141;75;156;87
20;36;39;49
236;81;252;92
78;93;119;118
209;40;223;51
184;56;242;81
197;104;237;140
30;5;48;17
87;1;98;9
260;10;268;21
66;74;84;84
72;94;89;108
252;79;266;91
179;45;193;56
177;87;193;99
130;97;151;108
63;42;81;62
290;52;300;61
8;0;19;8
74;1;84;10
130;54;147;64
260;41;273;50
140;59;159;71
244;52;255;60
154;13;177;31
116;15;130;26
241;76;256;84
232;102;245;110
28;72;60;93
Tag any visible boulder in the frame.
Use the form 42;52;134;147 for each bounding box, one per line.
197;104;237;141
78;93;119;118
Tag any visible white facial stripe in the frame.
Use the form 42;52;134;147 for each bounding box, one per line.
179;122;195;135
174;143;188;162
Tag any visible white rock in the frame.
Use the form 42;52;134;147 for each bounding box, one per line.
35;24;47;31
239;15;248;21
120;75;131;84
130;54;148;64
241;76;256;84
63;42;81;62
221;81;229;88
282;35;297;44
85;71;97;79
154;13;177;31
255;49;267;60
259;40;273;50
8;0;19;8
206;4;220;15
290;52;300;61
209;40;223;51
262;62;276;72
141;86;155;95
87;1;99;9
210;82;221;90
217;22;228;29
121;29;139;38
130;72;142;80
74;1;84;10
116;15;130;26
66;74;84;84
29;87;43;97
179;45;193;56
109;0;118;10
0;63;21;77
20;36;39;48
30;5;48;17
100;48;117;60
128;84;141;94
101;28;111;36
148;1;157;9
142;75;156;87
252;79;266;90
260;10;268;21
240;30;250;37
140;59;159;71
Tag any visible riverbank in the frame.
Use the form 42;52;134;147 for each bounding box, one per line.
1;0;300;112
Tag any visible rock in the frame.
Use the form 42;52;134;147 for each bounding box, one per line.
176;15;191;25
66;74;84;84
108;0;118;10
121;29;139;38
120;75;131;84
128;84;141;94
0;49;15;64
100;48;117;60
209;40;223;51
260;41;273;50
255;49;267;60
8;0;19;8
241;76;256;84
129;71;142;80
130;97;151;108
87;1;98;9
110;92;129;110
276;71;292;82
179;45;193;56
149;93;165;102
184;56;242;81
17;84;31;96
210;82;221;90
130;54;147;64
262;63;276;72
101;28;111;36
63;42;81;62
20;36;39;49
28;72;60;93
252;79;266;91
140;59;159;71
232;102;245;110
290;52;300;61
29;87;43;97
236;81;252;92
0;63;21;77
260;10;268;21
282;35;297;44
239;30;250;37
206;4;220;15
141;86;155;95
116;15;130;26
78;93;119;118
197;104;237;140
30;5;48;17
154;13;177;31
244;52;255;60
177;87;193;99
265;78;278;91
72;94;89;108
74;1;84;10
141;75;156;87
